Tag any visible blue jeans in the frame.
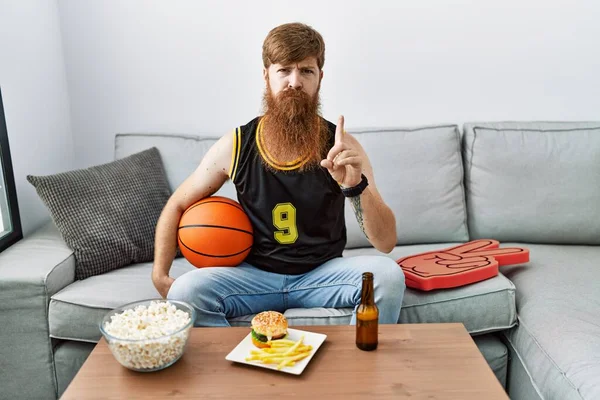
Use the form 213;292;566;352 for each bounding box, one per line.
167;255;406;327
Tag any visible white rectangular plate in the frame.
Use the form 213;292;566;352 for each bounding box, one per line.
225;328;327;375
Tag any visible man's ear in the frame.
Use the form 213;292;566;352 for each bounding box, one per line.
320;69;324;81
263;68;268;82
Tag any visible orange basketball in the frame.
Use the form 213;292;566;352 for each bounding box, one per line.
178;196;253;268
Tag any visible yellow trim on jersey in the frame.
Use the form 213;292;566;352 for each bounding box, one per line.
228;129;236;177
229;127;242;183
255;118;311;171
258;118;305;166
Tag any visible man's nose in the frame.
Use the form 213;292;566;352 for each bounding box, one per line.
287;70;302;89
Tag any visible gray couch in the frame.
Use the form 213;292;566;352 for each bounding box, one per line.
2;121;599;400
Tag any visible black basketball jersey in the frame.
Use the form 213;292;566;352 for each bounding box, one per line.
229;116;346;274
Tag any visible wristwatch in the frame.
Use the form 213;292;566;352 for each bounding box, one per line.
341;174;369;197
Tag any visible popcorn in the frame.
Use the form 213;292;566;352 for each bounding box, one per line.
103;300;192;370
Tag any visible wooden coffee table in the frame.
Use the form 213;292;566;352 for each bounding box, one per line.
61;323;507;399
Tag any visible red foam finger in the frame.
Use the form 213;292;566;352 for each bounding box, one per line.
445;239;500;254
405;266;498;291
447;239;529;265
397;240;529;291
431;253;462;261
488;249;529;265
436;255;488;266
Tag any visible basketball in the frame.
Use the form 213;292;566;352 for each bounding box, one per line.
178;196;253;268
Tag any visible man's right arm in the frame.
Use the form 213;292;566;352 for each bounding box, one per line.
152;132;233;298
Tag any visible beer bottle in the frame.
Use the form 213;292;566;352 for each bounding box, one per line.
356;272;379;351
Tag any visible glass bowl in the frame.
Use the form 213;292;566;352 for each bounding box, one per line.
99;299;196;372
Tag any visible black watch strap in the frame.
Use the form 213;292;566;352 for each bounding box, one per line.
341;174;369;197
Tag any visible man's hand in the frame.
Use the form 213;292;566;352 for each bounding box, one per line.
320;115;363;187
152;274;175;299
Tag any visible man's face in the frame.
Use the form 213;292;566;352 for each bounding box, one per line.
263;56;323;99
260;56;327;171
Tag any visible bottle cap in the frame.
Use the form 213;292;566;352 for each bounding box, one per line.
362;272;374;280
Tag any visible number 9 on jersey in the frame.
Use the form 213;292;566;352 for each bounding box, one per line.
272;203;298;244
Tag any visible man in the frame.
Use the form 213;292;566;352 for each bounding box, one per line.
152;22;405;326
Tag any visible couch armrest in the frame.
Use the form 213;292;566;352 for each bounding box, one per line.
0;221;75;400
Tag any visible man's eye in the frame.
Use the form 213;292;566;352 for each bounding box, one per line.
278;69;288;73
303;69;314;74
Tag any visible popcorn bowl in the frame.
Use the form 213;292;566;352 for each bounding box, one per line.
99;299;196;372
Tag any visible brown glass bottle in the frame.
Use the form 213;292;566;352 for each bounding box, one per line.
356;272;379;351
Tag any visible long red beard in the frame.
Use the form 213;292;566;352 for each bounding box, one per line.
261;86;328;172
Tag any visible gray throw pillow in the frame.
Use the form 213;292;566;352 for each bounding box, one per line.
27;147;171;280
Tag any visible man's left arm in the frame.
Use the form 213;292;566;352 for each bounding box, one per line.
343;134;397;253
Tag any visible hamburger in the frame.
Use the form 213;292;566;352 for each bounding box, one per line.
251;311;288;348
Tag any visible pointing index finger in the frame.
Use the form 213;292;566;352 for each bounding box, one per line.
335;115;345;144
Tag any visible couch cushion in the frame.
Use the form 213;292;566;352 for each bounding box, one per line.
114;133;238;201
48;259;355;342
463;121;600;244
49;259;195;342
346;125;468;247
50;243;516;342
500;243;600;400
345;244;518;334
27;147;171;280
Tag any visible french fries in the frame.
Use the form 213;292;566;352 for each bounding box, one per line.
245;335;313;370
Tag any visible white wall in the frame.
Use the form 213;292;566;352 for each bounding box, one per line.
57;0;600;170
0;1;74;235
